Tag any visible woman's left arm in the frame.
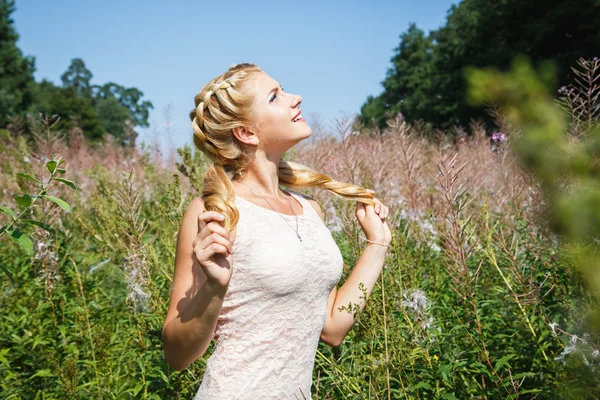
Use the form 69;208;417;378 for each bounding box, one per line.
307;190;391;347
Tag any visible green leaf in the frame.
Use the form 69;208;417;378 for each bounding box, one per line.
54;178;76;190
30;369;54;378
42;195;71;212
11;230;33;255
13;194;33;208
440;392;459;400
56;168;66;174
16;173;42;184
494;354;516;371
0;262;15;285
32;337;48;349
413;381;432;390
22;219;55;233
46;160;57;174
0;206;15;218
131;383;145;396
437;364;452;383
0;348;10;363
157;369;169;383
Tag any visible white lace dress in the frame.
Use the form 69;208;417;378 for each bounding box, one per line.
193;190;344;400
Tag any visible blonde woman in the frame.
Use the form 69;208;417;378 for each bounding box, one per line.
162;63;391;399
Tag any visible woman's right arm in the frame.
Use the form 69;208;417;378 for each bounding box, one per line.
162;197;234;371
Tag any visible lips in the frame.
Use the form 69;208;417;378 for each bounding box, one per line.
291;110;302;122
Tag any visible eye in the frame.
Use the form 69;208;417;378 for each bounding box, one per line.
269;87;283;103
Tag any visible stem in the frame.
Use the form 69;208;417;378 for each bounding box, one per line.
484;232;549;361
72;259;102;398
380;272;391;400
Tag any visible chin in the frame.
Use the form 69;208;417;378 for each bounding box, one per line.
299;125;312;139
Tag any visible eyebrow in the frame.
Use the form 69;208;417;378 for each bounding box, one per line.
268;85;283;99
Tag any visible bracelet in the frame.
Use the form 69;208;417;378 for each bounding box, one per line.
366;239;390;247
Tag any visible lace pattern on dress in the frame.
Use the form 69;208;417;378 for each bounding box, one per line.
193;190;344;400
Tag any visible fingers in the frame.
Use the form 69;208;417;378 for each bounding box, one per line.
198;211;225;230
198;214;231;238
373;199;389;219
195;241;231;264
195;231;233;260
195;211;233;253
359;189;389;220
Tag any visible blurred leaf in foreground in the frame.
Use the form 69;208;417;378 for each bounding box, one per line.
465;55;600;303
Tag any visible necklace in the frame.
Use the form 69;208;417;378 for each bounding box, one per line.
237;181;302;242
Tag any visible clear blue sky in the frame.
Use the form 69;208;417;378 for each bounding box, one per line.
13;0;456;149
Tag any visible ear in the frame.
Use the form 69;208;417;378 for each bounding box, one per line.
233;126;259;146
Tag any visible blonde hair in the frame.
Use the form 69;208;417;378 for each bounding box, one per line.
190;63;374;231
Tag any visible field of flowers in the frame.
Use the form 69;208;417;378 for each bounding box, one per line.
1;59;599;399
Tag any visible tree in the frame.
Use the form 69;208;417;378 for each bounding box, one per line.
60;58;93;99
93;82;153;128
0;0;35;127
96;96;132;145
358;24;436;130
29;59;153;146
360;0;600;132
31;79;104;142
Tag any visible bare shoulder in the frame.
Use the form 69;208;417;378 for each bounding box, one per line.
187;196;206;213
177;196;206;243
291;191;324;222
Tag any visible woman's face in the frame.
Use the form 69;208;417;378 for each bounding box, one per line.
248;72;311;154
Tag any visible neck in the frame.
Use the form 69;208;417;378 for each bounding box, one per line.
233;151;286;200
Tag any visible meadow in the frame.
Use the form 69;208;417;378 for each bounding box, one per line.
1;59;599;399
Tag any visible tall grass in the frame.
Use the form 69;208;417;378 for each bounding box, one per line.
0;75;598;399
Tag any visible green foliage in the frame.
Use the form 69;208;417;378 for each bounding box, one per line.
466;55;600;397
61;58;93;100
359;24;435;130
2;56;600;397
0;1;153;146
0;0;36;127
360;0;600;132
28;59;154;146
0;123;597;398
31;79;106;142
0;152;74;259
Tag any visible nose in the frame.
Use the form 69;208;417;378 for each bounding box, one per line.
291;94;302;108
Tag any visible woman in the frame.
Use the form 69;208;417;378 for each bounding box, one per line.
162;63;392;399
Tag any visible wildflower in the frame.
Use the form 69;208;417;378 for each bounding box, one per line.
594;57;598;61
401;289;431;315
123;253;151;312
33;231;59;287
491;132;507;142
555;334;578;363
432;354;439;362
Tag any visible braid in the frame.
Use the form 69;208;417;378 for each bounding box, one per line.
190;64;261;231
278;160;375;206
192;80;236;161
